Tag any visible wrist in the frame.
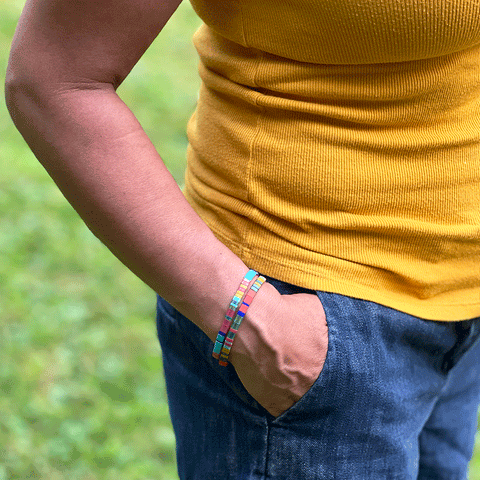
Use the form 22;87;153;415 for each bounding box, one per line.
176;252;251;343
229;280;281;361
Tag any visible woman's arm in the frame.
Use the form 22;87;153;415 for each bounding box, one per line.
5;0;328;417
5;0;253;340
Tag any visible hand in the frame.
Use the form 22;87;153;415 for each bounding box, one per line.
228;282;328;418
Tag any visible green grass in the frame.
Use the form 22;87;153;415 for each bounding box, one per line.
1;1;200;478
1;0;480;478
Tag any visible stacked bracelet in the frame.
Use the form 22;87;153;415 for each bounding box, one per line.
212;269;258;359
218;275;266;367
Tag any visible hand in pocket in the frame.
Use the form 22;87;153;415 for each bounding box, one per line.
228;282;328;418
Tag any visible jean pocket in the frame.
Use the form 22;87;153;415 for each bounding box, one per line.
269;290;337;423
156;283;337;421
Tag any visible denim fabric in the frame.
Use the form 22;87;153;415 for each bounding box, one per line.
155;278;480;479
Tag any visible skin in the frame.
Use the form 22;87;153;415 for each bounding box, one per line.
5;0;328;418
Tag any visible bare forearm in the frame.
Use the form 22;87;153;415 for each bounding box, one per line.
6;84;248;339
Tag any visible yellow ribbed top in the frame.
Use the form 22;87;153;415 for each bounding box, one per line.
183;0;480;320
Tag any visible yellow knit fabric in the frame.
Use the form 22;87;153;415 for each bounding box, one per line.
183;0;480;320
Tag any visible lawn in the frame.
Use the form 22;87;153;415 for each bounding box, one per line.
1;1;480;479
1;1;200;478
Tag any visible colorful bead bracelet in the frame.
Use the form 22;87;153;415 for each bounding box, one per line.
212;269;258;359
219;275;266;367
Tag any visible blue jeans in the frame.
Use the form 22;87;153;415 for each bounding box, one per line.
155;277;480;479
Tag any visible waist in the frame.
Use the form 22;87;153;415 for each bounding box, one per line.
184;38;480;320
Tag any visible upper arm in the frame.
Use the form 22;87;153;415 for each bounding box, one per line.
6;0;183;90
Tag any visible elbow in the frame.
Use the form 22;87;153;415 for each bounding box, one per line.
5;59;70;132
5;65;25;116
5;75;44;154
5;61;41;123
5;79;30;135
6;61;115;118
5;53;66;118
4;60;67;146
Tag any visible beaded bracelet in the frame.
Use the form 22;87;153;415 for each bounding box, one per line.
219;275;266;367
212;269;258;359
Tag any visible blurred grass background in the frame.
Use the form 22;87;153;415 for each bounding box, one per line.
1;0;480;478
1;0;200;478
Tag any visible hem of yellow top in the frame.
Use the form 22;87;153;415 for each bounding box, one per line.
205;227;480;322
